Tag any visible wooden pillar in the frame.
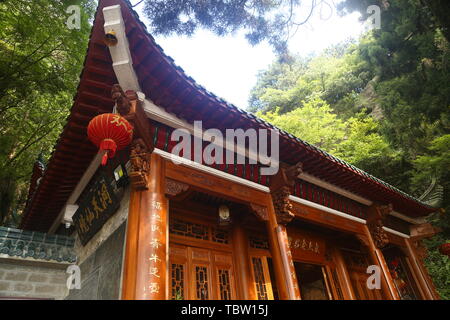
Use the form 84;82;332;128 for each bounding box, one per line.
113;85;168;300
362;204;400;300
363;225;400;300
405;238;439;300
332;247;357;300
122;152;168;299
265;201;298;299
135;153;167;299
231;221;257;300
266;162;303;300
121;183;139;299
407;223;441;300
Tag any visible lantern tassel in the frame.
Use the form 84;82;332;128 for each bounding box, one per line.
99;139;117;166
101;152;109;166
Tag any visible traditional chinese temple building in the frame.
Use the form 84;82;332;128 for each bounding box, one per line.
0;0;441;300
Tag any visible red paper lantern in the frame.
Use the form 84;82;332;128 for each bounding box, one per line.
439;243;450;257
87;113;133;166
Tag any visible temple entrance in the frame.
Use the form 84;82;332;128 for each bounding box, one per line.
169;244;236;300
168;190;243;300
294;262;332;300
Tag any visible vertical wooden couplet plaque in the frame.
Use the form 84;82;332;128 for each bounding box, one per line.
134;154;167;299
266;162;303;300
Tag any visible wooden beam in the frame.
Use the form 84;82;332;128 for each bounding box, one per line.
290;200;366;235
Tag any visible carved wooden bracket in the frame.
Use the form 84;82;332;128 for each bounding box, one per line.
111;84;154;154
165;178;189;197
269;162;302;225
111;84;131;116
366;204;392;249
129;138;150;190
249;203;268;222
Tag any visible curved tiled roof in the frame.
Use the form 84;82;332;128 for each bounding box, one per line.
0;226;76;263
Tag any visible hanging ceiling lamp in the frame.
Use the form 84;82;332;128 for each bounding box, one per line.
87;113;133;166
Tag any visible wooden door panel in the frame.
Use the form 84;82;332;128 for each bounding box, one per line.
170;243;236;300
192;263;213;300
169;244;189;300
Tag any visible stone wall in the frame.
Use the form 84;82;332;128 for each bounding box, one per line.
64;187;129;300
0;260;69;299
0;185;129;300
65;221;126;300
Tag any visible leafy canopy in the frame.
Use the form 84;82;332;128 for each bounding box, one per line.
0;0;95;224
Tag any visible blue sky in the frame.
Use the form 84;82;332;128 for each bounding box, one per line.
134;2;364;110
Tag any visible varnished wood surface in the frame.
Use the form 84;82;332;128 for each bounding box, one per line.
165;161;270;207
122;154;167;300
291;201;366;235
363;225;400;300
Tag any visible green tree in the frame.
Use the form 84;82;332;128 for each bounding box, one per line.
0;0;95;225
412;134;450;299
257;96;393;173
141;0;336;53
257;96;346;152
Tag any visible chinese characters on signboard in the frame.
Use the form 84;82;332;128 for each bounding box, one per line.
73;176;120;245
287;229;326;263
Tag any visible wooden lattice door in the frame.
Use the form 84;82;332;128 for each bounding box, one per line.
169;244;236;300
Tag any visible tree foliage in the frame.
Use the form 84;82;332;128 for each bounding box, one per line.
0;0;95;224
141;0;334;53
252;0;450;298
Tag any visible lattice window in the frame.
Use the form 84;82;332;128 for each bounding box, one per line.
195;266;209;300
218;269;232;300
171;263;184;300
170;219;209;240
249;236;269;250
252;257;269;300
212;228;229;244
